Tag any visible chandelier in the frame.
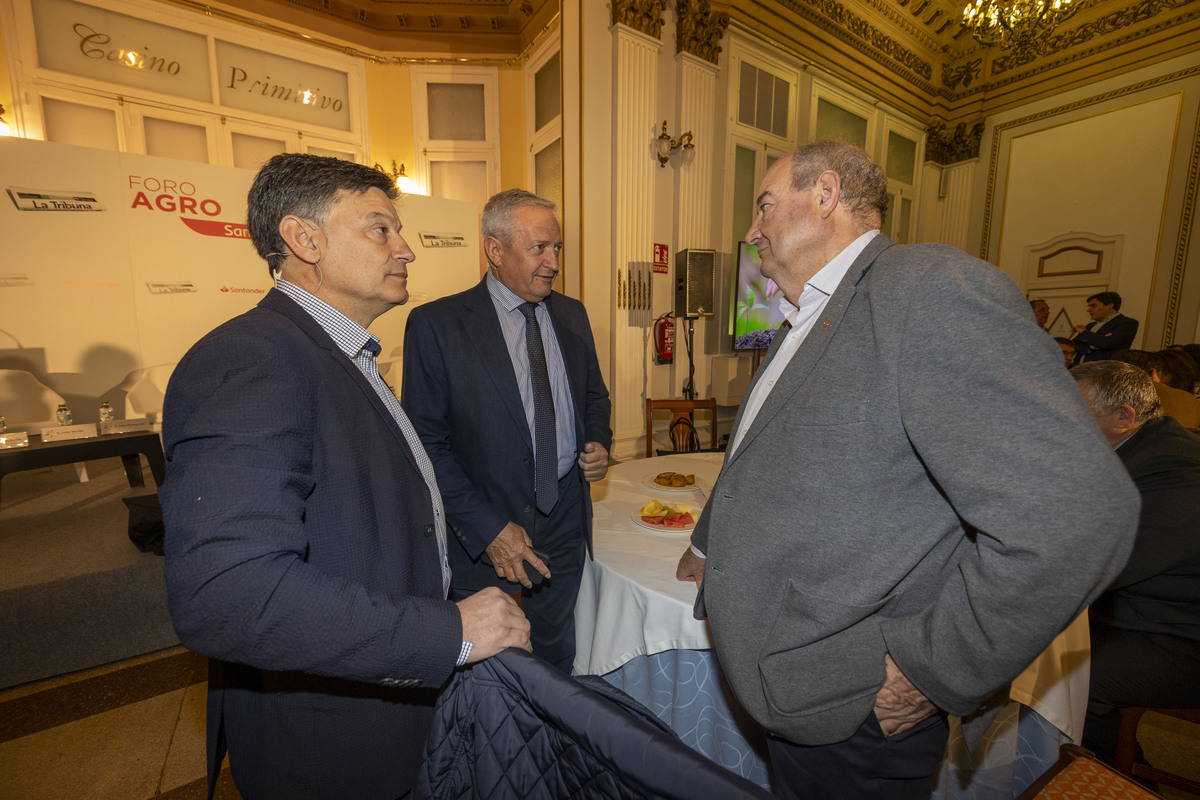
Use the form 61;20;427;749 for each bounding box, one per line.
961;0;1081;53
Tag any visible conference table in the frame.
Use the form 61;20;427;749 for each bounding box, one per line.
0;430;166;506
574;452;1087;796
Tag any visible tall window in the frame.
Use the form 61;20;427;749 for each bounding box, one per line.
526;31;562;291
882;126;922;244
411;65;500;210
809;80;923;243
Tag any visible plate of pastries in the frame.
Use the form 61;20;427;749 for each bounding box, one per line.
641;470;706;492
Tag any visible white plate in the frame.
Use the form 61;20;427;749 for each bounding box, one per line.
640;473;706;492
629;509;697;534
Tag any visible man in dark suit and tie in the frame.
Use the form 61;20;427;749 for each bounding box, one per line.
161;154;531;800
1072;291;1139;362
402;189;612;674
676;141;1139;799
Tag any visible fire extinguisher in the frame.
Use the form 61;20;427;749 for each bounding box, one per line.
653;312;675;364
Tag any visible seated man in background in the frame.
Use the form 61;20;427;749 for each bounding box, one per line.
1157;347;1200;396
1072;292;1139;362
1107;349;1200;428
1054;337;1076;369
1069;360;1200;764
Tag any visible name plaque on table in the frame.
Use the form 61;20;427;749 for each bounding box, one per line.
0;431;30;449
41;423;99;442
100;418;152;435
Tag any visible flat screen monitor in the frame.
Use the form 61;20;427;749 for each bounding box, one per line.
731;241;786;350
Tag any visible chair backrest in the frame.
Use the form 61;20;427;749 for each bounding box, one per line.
667;416;700;453
645;397;718;458
1016;744;1163;799
1114;707;1200;796
0;369;67;424
124;363;177;424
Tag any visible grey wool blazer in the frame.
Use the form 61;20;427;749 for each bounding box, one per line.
691;234;1139;747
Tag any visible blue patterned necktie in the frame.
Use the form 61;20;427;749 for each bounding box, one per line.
519;301;559;514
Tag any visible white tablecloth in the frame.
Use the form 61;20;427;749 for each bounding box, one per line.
574;453;722;675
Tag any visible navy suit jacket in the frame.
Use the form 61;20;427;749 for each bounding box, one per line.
401;279;611;590
161;289;462;800
1074;313;1139;361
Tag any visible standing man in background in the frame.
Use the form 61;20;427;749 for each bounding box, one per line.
403;189;612;674
1073;291;1139;362
677;141;1138;800
1030;298;1050;329
161;155;530;800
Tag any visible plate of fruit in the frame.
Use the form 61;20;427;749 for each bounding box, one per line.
631;499;697;533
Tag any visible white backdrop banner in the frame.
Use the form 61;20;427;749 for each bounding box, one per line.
0;137;480;421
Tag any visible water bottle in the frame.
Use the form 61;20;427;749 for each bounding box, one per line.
99;400;114;423
56;403;72;426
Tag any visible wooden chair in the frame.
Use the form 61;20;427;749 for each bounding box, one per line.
1017;744;1163;799
644;398;718;458
1114;707;1200;796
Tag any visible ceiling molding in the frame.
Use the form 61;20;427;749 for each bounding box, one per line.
154;0;1199;129
736;0;1200;127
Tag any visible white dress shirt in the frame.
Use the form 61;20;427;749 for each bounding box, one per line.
730;230;879;455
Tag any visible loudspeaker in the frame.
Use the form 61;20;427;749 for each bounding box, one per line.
674;248;715;319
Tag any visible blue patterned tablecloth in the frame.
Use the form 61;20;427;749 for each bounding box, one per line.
598;648;1064;798
600;648;770;788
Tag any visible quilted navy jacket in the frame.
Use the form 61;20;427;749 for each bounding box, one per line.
417;649;772;799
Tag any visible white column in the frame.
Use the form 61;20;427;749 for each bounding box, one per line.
938;160;977;253
672;51;720;400
610;23;662;459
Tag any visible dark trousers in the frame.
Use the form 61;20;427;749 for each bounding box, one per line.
521;468;586;673
767;713;949;800
450;468;586;675
1082;624;1200;763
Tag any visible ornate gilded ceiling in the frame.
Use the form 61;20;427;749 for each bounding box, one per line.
197;0;1200;148
193;0;560;56
726;0;1199;155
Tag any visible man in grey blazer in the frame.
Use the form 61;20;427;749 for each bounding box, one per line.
677;141;1139;799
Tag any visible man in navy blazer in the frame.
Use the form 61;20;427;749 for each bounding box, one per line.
676;142;1138;799
403;189;612;674
1072;291;1139;362
161;154;530;800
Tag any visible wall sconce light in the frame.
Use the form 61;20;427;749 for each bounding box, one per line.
655;121;695;168
0;104;11;137
373;159;418;193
